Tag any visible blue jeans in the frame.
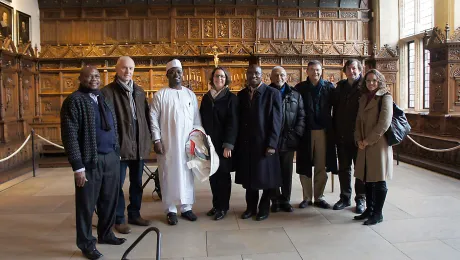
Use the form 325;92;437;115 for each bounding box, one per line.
115;160;144;224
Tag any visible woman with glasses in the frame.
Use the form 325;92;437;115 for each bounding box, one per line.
200;67;239;220
353;69;393;225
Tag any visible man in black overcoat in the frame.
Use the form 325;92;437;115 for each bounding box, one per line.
294;60;337;210
235;64;282;221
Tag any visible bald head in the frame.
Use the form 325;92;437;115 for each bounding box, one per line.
115;56;135;83
270;66;287;88
79;66;100;90
246;64;262;88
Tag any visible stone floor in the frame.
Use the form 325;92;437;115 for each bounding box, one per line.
1;162;460;260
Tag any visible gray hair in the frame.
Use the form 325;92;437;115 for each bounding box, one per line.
271;66;286;74
116;56;135;68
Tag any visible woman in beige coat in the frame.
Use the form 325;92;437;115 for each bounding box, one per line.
353;69;393;225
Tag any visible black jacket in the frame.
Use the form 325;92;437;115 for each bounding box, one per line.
61;90;119;171
235;83;282;190
294;78;338;176
333;77;362;144
269;83;306;152
101;80;152;161
200;88;239;173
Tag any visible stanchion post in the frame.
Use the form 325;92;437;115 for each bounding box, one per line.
397;145;400;166
31;129;36;177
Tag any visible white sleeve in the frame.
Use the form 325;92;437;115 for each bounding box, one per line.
149;92;162;141
192;93;202;129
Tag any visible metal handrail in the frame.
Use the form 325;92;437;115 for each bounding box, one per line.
121;227;161;260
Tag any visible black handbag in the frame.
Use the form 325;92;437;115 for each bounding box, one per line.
378;94;411;146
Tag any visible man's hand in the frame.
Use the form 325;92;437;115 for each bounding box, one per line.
154;140;164;154
265;147;276;157
74;172;87;187
223;148;232;158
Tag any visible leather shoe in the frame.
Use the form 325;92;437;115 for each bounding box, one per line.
256;212;269;221
354;209;372;220
355;202;365;214
299;200;312;208
314;200;331;209
333;199;351;210
214;210;227;220
98;237;126;245
271;203;280;213
128;216;151;226
281;203;294;212
81;248;103;260
114;223;131;234
363;214;383;225
167;212;178;225
241;210;254;219
207;207;217;216
181;210;198;221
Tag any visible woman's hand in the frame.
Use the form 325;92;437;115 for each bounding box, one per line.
223;148;232;158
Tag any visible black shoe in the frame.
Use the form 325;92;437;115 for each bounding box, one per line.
353;209;372;220
356;202;365;214
82;248;103;260
314;200;331;209
255;212;269;221
333;199;351;210
207;207;217;216
241;210;255;219
214;210;227;220
299;200;312;208
280;203;294;212
98;237;126;245
363;214;383;225
271;203;280;213
167;212;178;225
181;210;198;221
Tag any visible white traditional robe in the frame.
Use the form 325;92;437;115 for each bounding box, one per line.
150;86;202;209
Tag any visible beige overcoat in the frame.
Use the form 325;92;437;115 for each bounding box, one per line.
354;88;393;182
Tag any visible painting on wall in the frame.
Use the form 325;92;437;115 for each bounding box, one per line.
17;11;31;44
0;2;13;39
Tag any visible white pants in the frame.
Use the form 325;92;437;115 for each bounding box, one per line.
164;203;192;214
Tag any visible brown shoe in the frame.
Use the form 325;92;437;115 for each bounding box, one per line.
114;223;131;234
128;216;151;226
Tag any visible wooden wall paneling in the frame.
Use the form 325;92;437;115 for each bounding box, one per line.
130;19;144;42
105;20;118;42
58;21;73;44
117;20;131;41
323;68;343;85
158;19;171;41
41;21;57;44
190;18;201;39
305;20;318;40
176;18;188;40
203;18;215;39
285;68;302;86
62;73;80;93
289;19;303;40
90;21;104;43
320;20;332;41
151;70;168;90
333;21;345;41
258;19;273;39
73;21;89;44
230;19;242;39
144;19;157;41
132;71;150;89
243;18;255;39
217;19;229;39
346;20;358;41
274;19;288;40
362;22;368;40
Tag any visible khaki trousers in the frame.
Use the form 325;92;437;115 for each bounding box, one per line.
300;129;328;202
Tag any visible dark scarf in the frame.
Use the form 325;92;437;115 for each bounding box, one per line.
366;88;379;105
78;85;111;131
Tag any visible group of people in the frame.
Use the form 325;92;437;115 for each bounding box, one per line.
61;56;394;260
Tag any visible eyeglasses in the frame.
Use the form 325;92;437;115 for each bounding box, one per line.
365;79;378;83
214;75;226;79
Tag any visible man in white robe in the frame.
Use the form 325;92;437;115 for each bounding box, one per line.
149;59;202;225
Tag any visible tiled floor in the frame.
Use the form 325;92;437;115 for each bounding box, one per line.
1;162;460;260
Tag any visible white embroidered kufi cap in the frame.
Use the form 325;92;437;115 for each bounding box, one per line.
166;59;182;72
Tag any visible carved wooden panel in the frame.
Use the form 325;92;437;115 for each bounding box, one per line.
62;74;80;93
2;74;18;118
132;72;150;89
190;19;201;39
230;19;242;38
40;74;60;93
217;19;229;38
176;19;188;39
243;19;255;39
204;19;214;38
285;69;302;86
41;97;61;117
346;21;358;41
21;74;35;113
323;69;342;85
151;71;168;90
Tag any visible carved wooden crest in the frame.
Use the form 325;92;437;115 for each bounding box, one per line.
373;44;399;59
426;26;447;49
18;42;37;58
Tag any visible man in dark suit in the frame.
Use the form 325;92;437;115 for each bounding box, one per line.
235;64;282;221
